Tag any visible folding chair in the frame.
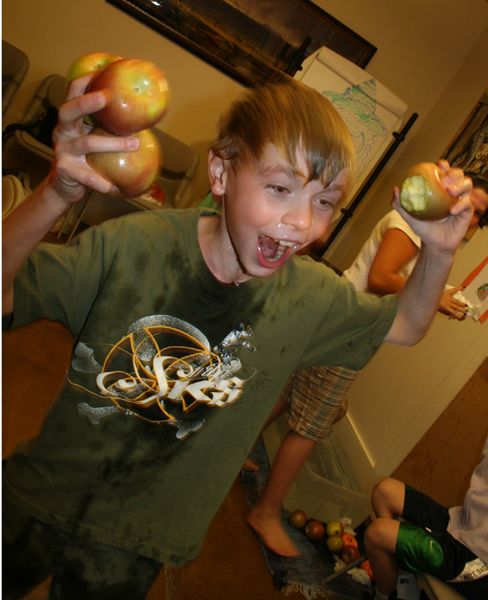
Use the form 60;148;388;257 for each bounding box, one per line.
2;39;29;114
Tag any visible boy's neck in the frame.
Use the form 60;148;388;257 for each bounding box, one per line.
198;214;251;286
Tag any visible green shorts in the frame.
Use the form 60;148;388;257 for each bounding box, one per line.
396;486;488;599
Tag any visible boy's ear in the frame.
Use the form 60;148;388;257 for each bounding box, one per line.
208;151;228;195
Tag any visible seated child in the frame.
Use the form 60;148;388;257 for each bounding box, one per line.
365;437;488;600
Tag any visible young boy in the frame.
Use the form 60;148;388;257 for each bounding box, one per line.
2;74;473;598
364;437;488;600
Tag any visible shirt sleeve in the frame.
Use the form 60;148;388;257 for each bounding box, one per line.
12;221;121;336
299;269;398;371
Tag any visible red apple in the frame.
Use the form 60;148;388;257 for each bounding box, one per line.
340;544;361;565
341;532;358;548
67;51;122;82
87;58;170;135
400;162;457;221
305;519;325;541
288;510;307;530
87;127;161;197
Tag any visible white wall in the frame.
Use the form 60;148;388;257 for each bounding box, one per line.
334;226;488;492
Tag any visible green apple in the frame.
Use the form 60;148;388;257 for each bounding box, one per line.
87;58;170;135
326;519;344;538
400;162;456;221
326;535;344;554
67;51;122;82
87;127;161;197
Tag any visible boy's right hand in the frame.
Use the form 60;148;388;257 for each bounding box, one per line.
48;73;139;206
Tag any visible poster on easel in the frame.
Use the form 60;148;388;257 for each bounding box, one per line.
295;46;408;206
461;256;488;323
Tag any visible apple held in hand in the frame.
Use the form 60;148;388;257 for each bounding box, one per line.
87;58;170;135
87;128;161;197
400;162;456;221
67;51;122;82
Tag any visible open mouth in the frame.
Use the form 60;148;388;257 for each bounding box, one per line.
258;235;300;263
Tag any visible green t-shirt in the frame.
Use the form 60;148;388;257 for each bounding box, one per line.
5;208;397;565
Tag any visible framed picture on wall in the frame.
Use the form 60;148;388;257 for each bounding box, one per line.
445;89;488;176
107;0;376;87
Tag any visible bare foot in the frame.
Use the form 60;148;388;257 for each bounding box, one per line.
242;457;260;472
247;506;301;557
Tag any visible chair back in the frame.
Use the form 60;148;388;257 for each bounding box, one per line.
2;39;30;114
151;127;199;206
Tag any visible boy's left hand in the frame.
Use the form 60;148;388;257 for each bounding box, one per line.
393;160;473;255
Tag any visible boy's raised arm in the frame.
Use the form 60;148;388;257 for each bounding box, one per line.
385;161;473;346
2;75;139;315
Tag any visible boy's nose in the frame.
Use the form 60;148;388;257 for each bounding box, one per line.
281;201;313;231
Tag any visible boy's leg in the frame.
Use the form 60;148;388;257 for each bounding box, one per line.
371;477;406;518
366;485;477;599
242;376;293;472
364;517;401;598
3;497;65;599
3;496;162;600
247;366;356;557
49;536;162;600
247;429;317;557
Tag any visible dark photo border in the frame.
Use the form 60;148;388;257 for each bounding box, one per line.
107;0;376;86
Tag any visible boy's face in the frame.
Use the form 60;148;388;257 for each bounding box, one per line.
209;143;348;280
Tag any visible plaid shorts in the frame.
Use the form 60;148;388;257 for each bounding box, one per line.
284;365;358;441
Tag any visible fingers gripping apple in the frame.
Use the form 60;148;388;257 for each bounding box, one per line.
400;162;456;221
67;52;170;197
87;128;162;197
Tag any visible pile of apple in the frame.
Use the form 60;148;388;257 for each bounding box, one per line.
66;51;170;197
288;510;373;579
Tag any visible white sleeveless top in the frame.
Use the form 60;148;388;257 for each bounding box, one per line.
343;210;421;291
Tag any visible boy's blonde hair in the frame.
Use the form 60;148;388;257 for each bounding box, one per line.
211;78;355;186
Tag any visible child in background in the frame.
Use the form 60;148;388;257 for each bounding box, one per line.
365;437;488;600
2;74;473;598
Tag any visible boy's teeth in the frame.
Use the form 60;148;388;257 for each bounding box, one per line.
259;235;299;261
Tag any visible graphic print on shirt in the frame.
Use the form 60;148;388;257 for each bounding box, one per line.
72;315;256;439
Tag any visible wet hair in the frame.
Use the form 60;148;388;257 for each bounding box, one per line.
467;172;488;194
211;78;355;186
466;172;488;228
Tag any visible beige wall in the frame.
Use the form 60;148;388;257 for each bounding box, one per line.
3;0;488;214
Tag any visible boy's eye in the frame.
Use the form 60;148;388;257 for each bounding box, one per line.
267;184;289;196
315;197;335;211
